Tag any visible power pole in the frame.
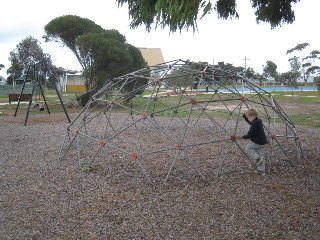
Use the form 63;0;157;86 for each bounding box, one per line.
243;56;250;69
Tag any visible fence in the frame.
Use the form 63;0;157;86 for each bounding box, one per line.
0;84;46;95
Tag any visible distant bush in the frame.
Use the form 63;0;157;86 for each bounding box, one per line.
314;76;320;91
77;91;95;107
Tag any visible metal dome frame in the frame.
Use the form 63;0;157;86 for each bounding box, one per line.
59;59;302;182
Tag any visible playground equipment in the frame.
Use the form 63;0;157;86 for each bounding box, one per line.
59;59;302;182
14;60;71;126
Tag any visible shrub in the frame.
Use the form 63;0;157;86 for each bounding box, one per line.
314;76;320;91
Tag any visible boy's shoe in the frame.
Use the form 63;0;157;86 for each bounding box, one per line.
255;170;266;176
259;171;266;176
256;157;263;165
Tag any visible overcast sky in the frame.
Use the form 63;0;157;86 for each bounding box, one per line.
1;0;319;78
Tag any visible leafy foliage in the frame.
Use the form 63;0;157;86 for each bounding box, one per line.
286;43;310;54
44;15;104;70
116;0;300;33
7;36;54;84
251;0;299;28
263;60;278;80
287;43;320;85
44;15;147;93
314;76;320;91
278;71;300;88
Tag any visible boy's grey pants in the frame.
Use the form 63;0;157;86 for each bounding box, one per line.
246;143;267;172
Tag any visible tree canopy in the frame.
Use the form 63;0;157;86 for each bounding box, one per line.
286;43;320;84
7;36;54;83
116;0;300;33
44;15;104;70
263;60;278;80
44;15;147;92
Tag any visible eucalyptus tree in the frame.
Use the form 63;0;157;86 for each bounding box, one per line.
278;71;299;90
263;60;278;81
44;15;104;71
7;36;53;84
116;0;300;33
44;15;147;93
76;30;147;90
304;50;320;77
286;43;320;85
242;67;263;86
314;76;320;91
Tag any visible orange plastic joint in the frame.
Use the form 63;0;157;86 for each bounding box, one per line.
271;134;277;139
240;95;246;101
190;98;197;105
230;135;237;141
99;139;106;146
141;112;147;119
72;128;79;134
176;144;183;150
131;152;138;159
154;78;162;82
181;90;186;94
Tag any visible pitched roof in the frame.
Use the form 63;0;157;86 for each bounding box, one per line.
139;48;165;66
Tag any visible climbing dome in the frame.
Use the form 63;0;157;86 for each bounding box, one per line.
59;59;302;182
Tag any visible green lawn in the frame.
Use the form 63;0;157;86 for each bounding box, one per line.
1;89;319;127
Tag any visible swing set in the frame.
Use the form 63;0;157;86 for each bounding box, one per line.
14;60;71;126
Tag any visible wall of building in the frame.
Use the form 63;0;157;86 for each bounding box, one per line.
139;48;165;66
66;84;86;92
65;74;86;92
60;48;165;92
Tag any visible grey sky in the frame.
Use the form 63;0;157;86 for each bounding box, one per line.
1;0;319;78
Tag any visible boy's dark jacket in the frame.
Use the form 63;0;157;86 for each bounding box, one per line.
242;114;268;145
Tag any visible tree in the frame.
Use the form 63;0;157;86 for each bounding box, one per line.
263;60;278;81
278;71;299;89
77;31;147;90
305;50;320;77
44;15;147;94
44;15;104;70
242;67;265;86
314;76;320;91
287;43;320;86
116;0;300;33
7;36;54;85
244;67;255;79
165;60;200;89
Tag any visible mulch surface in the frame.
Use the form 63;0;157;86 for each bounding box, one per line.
0;111;319;239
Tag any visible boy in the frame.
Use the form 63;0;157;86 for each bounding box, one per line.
242;108;268;175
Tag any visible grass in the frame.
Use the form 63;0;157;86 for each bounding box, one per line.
270;91;320;104
289;113;320;128
1;89;319;127
0;89;81;115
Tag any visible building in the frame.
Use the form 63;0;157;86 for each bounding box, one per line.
59;70;86;93
139;48;166;80
138;48;165;66
65;74;86;92
60;48;165;92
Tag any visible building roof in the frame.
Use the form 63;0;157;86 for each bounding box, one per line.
16;75;32;82
139;48;165;66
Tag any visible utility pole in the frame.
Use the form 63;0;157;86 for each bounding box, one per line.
243;56;250;69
